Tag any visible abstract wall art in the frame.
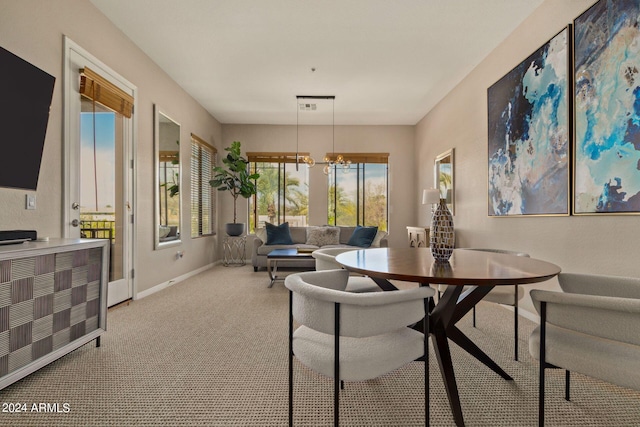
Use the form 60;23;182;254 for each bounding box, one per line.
574;0;640;214
487;27;570;216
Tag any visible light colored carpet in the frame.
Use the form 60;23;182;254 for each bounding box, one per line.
0;264;638;426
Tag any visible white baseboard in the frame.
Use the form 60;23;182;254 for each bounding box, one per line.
135;263;216;300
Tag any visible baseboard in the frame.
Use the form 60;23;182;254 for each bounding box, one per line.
135;263;216;300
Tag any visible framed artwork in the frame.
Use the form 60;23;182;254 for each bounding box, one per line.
434;148;454;215
574;0;640;214
487;26;571;216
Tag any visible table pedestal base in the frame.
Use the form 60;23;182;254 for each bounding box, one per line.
373;278;512;427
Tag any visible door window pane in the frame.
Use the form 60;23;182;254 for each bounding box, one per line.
79;97;124;281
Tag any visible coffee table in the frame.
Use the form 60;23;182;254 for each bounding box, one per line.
266;248;314;287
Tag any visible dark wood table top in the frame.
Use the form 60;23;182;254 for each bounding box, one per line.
336;247;561;286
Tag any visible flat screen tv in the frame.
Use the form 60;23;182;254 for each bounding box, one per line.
0;45;55;191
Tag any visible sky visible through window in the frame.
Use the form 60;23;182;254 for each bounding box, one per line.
80;112;115;212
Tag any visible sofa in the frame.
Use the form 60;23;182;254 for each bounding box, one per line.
252;225;388;271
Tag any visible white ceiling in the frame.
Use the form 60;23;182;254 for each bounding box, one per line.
90;0;543;125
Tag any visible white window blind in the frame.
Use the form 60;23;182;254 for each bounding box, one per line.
190;134;215;237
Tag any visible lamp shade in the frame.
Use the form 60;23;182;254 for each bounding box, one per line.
422;188;440;205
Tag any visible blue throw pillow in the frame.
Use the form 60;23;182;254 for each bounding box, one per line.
347;225;378;248
265;222;294;245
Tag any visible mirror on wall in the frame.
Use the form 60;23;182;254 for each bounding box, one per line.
434;148;454;215
154;105;181;248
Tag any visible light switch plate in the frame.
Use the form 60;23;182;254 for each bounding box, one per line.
26;194;36;210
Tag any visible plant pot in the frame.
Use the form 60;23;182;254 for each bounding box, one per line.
225;223;245;236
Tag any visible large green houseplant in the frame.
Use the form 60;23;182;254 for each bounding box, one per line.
210;141;259;236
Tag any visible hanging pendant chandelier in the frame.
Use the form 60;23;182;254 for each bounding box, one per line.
296;95;350;174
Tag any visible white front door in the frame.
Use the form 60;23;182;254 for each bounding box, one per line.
64;38;136;306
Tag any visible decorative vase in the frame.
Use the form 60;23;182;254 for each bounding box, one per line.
225;223;245;236
430;199;455;262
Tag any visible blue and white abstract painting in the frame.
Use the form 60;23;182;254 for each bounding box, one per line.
575;0;640;213
487;27;570;216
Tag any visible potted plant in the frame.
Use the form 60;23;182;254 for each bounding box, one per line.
210;141;259;236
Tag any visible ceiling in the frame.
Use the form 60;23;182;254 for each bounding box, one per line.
90;0;543;125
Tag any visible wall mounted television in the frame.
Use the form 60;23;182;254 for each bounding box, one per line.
0;45;55;191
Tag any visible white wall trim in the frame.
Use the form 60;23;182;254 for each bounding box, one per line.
135;262;216;300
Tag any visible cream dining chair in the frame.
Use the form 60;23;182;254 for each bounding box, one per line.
312;247;381;293
529;273;640;426
285;269;434;426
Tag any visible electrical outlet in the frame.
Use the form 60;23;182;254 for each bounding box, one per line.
26;194;36;210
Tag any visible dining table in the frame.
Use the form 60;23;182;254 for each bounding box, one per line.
336;247;561;427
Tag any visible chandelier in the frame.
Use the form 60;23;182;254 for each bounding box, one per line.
296;95;351;174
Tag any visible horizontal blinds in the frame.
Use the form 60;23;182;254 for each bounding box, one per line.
79;67;134;118
247;152;309;164
324;153;389;164
190;133;217;153
191;135;215;237
159;151;178;163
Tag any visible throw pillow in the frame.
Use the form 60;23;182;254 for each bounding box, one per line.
265;222;294;245
255;227;267;243
347;225;378;247
306;226;340;246
371;230;388;247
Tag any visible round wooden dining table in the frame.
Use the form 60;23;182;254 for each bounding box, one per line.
336;247;561;427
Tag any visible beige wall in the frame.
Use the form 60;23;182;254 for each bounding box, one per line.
5;0;628;312
415;0;640;315
221;124;416;252
0;0;221;295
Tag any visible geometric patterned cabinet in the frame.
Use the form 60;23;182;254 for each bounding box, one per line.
0;238;108;389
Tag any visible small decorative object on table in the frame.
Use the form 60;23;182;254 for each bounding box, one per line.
423;188;454;262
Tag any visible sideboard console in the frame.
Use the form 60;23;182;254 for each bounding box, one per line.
406;226;430;248
0;238;109;389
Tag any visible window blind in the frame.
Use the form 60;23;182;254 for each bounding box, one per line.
190;134;216;237
246;152;309;164
79;67;133;118
324;153;389;164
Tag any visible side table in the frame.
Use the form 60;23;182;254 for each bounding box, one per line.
223;235;246;267
406;226;430;248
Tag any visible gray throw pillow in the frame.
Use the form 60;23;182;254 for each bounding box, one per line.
306;226;340;246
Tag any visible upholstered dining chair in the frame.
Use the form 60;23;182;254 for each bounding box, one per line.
436;248;529;360
529;273;640;427
312;247;381;293
285;269;434;426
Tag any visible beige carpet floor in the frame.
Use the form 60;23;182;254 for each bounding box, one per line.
0;264;638;426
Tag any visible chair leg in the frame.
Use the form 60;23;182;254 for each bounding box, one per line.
539;301;547;427
289;291;294;427
472;306;476;327
424;297;430;427
514;285;519;361
565;370;570;401
334;302;340;427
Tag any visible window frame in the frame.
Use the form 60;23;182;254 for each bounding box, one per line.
247;152;310;232
327;153;389;231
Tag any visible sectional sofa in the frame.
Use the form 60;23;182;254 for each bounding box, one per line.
251;225;388;271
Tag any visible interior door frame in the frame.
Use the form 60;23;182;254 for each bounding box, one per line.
63;36;138;305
